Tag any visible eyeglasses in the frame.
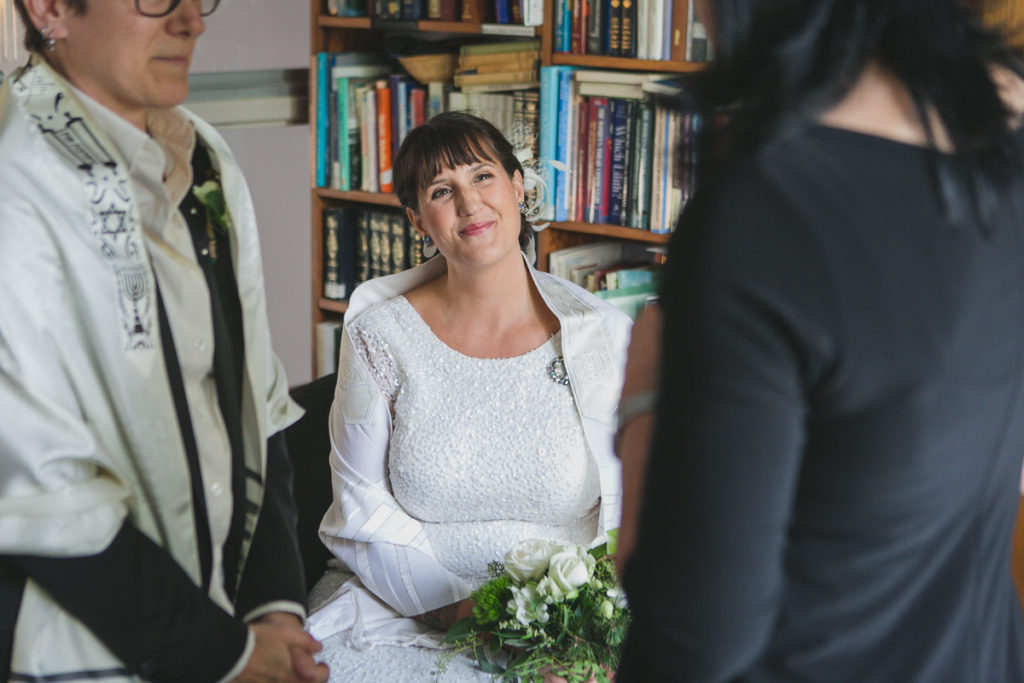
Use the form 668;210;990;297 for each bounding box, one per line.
135;0;221;18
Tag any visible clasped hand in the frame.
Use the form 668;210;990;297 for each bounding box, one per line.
234;612;329;683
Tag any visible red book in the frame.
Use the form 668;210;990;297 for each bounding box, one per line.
410;87;427;128
375;80;394;193
574;98;590;221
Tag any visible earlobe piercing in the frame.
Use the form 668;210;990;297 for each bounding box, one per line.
41;26;57;52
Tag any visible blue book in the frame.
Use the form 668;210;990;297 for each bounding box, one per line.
538;66;560;221
607;98;628;225
555;67;577;221
316;52;330;188
661;0;673;60
554;0;571;51
495;0;511;23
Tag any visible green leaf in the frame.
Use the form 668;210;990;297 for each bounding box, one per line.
443;617;477;644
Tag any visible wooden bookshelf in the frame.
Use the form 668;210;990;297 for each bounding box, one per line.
309;0;701;374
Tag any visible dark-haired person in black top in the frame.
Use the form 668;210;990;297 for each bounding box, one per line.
615;0;1024;680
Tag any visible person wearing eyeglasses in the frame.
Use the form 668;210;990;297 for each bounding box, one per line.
0;1;328;682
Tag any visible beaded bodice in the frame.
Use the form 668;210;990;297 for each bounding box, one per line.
348;296;600;583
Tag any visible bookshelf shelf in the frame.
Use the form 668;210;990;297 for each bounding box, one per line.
550;54;703;73
547;221;673;243
317;188;403;207
318;16;372;29
319;298;349;313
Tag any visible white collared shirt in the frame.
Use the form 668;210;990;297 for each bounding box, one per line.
72;86;237;616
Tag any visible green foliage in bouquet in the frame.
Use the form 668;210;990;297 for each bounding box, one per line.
436;532;629;682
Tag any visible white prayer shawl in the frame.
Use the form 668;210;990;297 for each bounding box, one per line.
312;253;631;645
0;59;302;679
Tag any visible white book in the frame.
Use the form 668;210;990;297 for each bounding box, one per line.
359;86;379;192
577;81;645;99
635;0;649;60
574;70;665;84
315;321;343;378
647;0;664;63
523;0;544;26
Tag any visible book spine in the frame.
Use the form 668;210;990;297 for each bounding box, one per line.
356;209;371;284
458;50;540;69
315;53;330;188
607;98;628;225
511;0;524;25
495;0;510;23
660;0;672;60
337;77;350;191
368;212;385;279
647;0;663;62
635;0;647;59
328;57;340;189
648;104;666;233
598;100;613;224
584;98;604;224
453;68;539;87
619;99;636;225
411;86;426;127
427;0;441;18
392;75;407;158
388;212;408;272
620;0;636;56
347;80;363;192
553;0;568;50
574;98;590;222
607;0;621;56
427;81;448;119
555;68;576;221
342;0;367;15
571;0;584;54
376;80;394;193
586;0;604;55
338;207;357;296
629;99;654;230
439;0;457;21
361;87;379;192
323;209;343;299
669;0;687;60
538;66;559;221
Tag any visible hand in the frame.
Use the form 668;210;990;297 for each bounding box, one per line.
234;612;329;683
616;304;663;579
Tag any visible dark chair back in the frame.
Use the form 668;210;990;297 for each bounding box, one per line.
285;372;337;592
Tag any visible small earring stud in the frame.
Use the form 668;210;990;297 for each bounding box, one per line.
41;25;57;52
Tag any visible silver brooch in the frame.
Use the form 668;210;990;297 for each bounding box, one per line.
547;356;569;386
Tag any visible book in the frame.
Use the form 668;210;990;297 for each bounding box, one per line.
389;212;408;272
315;53;330;188
635;0;647;59
618;98;636;225
427;81;451;120
523;0;543;26
554;0;571;51
457;55;540;72
458;81;539;93
439;0;457;21
574;69;663;84
620;0;636;56
584;98;608;224
454;68;538;87
368;211;388;278
459;38;542;56
410;86;427;128
649;104;666;233
355;209;371;283
669;0;687;60
323;209;344;300
495;0;511;24
595;283;658;319
574;97;590;221
607;98;629;226
577;81;645;99
375;79;394;193
586;0;604;55
315;320;344;378
555;66;578;221
607;0;622;56
538;66;561;221
336;68;391;191
461;0;493;22
628;98;654;230
685;0;709;61
427;0;441;18
358;84;378;192
660;0;673;60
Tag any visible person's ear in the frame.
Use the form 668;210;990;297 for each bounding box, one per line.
512;169;524;205
22;0;71;39
406;206;427;240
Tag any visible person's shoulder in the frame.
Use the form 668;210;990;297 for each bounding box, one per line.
347;291;411;337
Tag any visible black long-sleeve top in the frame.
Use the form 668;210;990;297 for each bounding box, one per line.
620;124;1024;682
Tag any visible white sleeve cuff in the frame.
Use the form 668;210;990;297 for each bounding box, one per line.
242;600;308;624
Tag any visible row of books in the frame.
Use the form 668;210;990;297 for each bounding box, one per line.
548;241;665;319
453;39;541;92
322;206;426;303
538;67;700;233
327;0;543;25
552;0;709;61
315;51;540;192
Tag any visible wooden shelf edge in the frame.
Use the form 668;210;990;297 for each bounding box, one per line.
319;298;349;314
316;188;403;207
317;15;372;29
546;221;672;243
550;53;705;73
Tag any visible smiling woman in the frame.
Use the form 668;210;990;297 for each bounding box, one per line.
307;112;634;677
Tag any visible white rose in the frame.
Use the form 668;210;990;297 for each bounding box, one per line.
606;586;628;609
537;575;568;603
546;545;596;595
508;584;549;626
504;539;557;583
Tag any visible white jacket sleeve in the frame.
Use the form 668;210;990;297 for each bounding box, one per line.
318;329;470;618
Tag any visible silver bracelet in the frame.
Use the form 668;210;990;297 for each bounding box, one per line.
616;390;658;430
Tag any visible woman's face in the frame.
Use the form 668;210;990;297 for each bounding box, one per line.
47;0;205;129
407;156;525;272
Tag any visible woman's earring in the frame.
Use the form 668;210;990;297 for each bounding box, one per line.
421;234;437;258
41;26;57;52
518;201;527;214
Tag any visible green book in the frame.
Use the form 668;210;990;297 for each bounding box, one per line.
459;38;542;56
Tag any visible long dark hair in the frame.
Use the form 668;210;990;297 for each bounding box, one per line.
682;0;1024;226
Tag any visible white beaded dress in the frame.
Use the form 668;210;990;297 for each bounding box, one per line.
310;295;603;681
